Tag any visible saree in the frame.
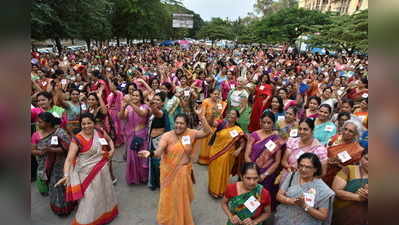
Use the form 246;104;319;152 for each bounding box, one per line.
225;184;270;225
35;128;75;215
275;172;335;225
323;135;364;186
279;138;328;185
66;130;118;225
107;91;124;146
208;125;244;197
123;104;149;184
249;132;285;210
157;129;196;225
238;106;252;134
314;121;337;146
248;84;273;133
331;166;368;225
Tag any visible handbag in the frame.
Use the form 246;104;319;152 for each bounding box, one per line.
129;109;144;152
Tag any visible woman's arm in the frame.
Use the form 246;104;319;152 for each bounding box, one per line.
332;175;366;202
233;137;246;157
244;136;254;162
195;109;212;139
130;103;149;118
262;149;282;179
101;128;115;158
276;189;297;206
220;196;241;225
252;205;271;225
62;141;79;179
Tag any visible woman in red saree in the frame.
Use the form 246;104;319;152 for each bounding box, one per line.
248;74;274;133
55;112;118;225
138;110;211;225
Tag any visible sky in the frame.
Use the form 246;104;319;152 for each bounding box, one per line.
181;0;257;21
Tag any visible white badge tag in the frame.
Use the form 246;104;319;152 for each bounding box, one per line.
81;104;87;111
296;150;305;160
304;188;316;207
265;140;277;152
337;151;352;163
244;196;261;213
337;90;343;96
230;84;235;89
182;136;191;145
184;90;190;97
358;115;366;122
230;130;239;138
325;125;334;132
51;111;61;118
277;116;285;121
290;129;298;137
61;79;67;85
217;103;223;110
51;136;59;145
99;138;108;145
121;83;127;88
79;85;84;90
259;85;265;90
42;81;47;86
362;93;368;98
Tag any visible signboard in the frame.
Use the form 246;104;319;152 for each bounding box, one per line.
172;14;194;28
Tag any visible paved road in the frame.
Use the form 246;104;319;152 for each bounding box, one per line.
31;144;275;225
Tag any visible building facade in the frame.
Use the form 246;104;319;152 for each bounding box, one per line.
298;0;368;15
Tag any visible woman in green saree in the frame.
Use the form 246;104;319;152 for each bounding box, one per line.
221;162;272;225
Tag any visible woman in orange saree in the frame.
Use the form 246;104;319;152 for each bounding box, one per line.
55;113;118;225
208;109;247;198
139;109;211;225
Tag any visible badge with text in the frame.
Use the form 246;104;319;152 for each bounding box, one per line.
337;151;352;163
99;138;108;145
362;93;368;98
325;125;334;132
230;84;235;89
290;129;298;137
51;136;59;145
244;196;261;213
259;85;265;90
230;130;239;138
304;188;316;207
81;104;87;111
121;83;127;88
265;140;277;152
61;79;67;85
277;116;285;121
184;90;190;97
79;85;84;90
217;103;223;110
42;81;47;86
182;136;191;145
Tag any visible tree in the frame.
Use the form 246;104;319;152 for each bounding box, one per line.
254;8;331;44
253;0;298;16
307;10;368;54
196;18;234;45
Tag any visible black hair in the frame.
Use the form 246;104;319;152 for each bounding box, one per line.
38;112;61;127
299;118;315;131
258;74;271;85
88;92;100;103
287;106;298;115
297;152;322;177
278;87;288;94
337;112;351;120
174;113;190;124
155;92;166;102
240;162;260;176
37;91;54;106
272;95;284;113
79;112;95;124
307;96;321;107
361;148;368;157
341;98;354;108
132;89;145;104
90;70;102;79
319;103;332;114
70;88;80;94
261;110;276;124
361;77;368;88
323;87;333;93
162;82;174;99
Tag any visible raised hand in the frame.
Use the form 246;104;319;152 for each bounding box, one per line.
138;150;151;158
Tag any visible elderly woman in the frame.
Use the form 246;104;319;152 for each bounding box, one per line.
275;153;335;225
226;77;250;113
331;149;368;225
323;120;365;186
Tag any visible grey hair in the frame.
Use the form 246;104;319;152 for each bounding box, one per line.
343;119;365;138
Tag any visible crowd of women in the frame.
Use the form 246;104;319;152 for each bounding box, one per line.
31;43;368;225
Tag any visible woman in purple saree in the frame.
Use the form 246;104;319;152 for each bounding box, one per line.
245;111;285;211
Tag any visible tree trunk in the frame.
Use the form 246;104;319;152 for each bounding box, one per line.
54;37;62;54
117;37;120;47
71;38;75;45
100;40;103;48
86;39;91;51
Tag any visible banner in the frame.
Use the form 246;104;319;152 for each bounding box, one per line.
172;14;194;28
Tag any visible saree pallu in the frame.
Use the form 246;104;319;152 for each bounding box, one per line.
157;130;196;225
248;84;273;133
148;134;162;189
275;172;335;225
332;178;368;225
197;132;212;165
314;122;337;146
208;126;244;197
36;128;75;215
323;136;364;186
66;131;118;225
226;184;264;225
125;127;149;184
108;108;124;146
249;133;285;211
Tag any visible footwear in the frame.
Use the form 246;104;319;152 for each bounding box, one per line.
112;178;118;185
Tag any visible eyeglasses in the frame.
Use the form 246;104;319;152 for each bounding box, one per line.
298;164;315;170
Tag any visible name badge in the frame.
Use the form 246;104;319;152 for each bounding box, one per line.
290;129;298;137
81;104;87;111
337;151;352;163
265;140;277;152
230;130;239;138
325;125;334;132
79;85;84;90
259;85;265;90
51;136;59;145
61;79;67;85
244;196;261;213
217;103;223;110
99;138;108;145
182;136;191;145
277;116;285;121
337;90;343;96
362;93;368;98
155;89;161;93
304;188;316;207
42;81;47;86
51;111;61;118
121;83;127;88
230;84;235;89
184;90;190;97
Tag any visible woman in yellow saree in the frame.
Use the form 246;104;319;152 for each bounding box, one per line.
139;109;211;225
208;109;246;198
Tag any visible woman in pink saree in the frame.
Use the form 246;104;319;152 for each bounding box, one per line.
119;90;150;184
56;112;118;225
